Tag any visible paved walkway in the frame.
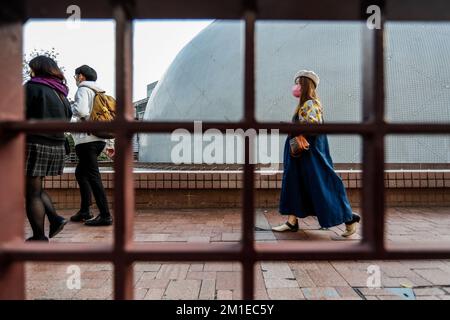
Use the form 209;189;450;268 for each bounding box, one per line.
26;207;450;300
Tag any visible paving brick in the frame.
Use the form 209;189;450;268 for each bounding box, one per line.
335;286;362;300
414;287;446;296
377;296;404;300
415;295;441;300
135;279;170;289
134;288;148;300
381;277;415;288
80;278;109;289
164;280;201;300
186;272;217;280
221;233;241;241
414;269;450;285
187;236;210;243
255;290;269;300
357;288;399;296
199;280;216;300
255;267;267;291
302;287;340;300
232;289;242;300
261;262;295;279
73;287;112;300
156;264;190;280
144;288;165;300
217;290;233;300
216;272;240;290
138;271;158;282
379;262;418;278
204;262;234;272
267;288;305;300
293;269;316;288
264;279;299;289
306;265;348;287
189;264;204;272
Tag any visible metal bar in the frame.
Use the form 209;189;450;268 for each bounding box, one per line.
128;243;243;261
24;0;114;19
113;3;134;301
379;123;450;134
1;243;114;262
0;19;24;300
386;0;450;21
255;242;450;260
3;121;450;135
371;16;386;254
360;1;386;254
3;242;450;262
361;14;376;248
0;0;447;302
257;0;361;20
134;0;244;19
242;8;256;300
23;0;450;21
256;242;373;260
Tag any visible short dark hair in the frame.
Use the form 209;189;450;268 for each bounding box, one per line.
29;55;66;82
75;65;97;81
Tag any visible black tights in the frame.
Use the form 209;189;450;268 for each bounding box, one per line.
25;176;59;239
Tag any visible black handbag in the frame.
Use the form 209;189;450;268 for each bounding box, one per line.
52;89;73;156
64;136;71;155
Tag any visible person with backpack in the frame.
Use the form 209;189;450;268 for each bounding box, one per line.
70;65;114;226
25;56;72;241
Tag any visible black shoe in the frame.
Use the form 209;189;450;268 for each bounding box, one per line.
49;216;68;238
85;214;113;227
345;213;361;225
70;211;93;222
26;236;49;242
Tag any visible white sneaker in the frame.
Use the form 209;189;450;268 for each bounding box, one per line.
272;221;299;232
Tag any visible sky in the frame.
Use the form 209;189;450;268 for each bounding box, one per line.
24;19;213;101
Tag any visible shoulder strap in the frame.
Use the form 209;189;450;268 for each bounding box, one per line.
52;89;71;119
78;85;105;95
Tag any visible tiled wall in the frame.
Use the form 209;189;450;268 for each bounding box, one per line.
45;170;450;209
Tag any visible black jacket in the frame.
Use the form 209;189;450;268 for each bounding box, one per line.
25;82;72;145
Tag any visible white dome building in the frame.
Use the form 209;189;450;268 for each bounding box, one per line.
140;21;450;165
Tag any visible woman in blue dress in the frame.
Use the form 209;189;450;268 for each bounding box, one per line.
272;70;361;237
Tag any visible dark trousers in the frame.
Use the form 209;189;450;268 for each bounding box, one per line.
75;141;110;217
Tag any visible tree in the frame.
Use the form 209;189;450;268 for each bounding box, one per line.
22;47;64;83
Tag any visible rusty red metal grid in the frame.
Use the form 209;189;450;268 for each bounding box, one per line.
0;0;450;300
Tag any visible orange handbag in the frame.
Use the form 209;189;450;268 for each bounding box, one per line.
289;135;310;157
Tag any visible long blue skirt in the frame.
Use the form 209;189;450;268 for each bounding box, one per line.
279;135;353;228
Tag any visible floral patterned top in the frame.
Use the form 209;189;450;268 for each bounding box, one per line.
293;99;324;124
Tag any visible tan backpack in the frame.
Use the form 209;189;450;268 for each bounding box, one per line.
81;86;116;139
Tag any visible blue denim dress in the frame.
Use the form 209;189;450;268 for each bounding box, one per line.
279;99;353;228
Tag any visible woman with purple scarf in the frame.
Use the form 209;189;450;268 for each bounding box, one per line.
25;55;72;241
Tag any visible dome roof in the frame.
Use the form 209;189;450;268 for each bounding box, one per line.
140;21;450;164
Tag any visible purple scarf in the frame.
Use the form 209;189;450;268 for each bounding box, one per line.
29;76;69;97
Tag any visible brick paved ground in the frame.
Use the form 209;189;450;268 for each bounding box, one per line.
25;207;450;300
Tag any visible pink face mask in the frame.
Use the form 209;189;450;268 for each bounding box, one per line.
292;84;301;98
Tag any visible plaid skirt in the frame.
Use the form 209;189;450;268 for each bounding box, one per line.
25;143;65;177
